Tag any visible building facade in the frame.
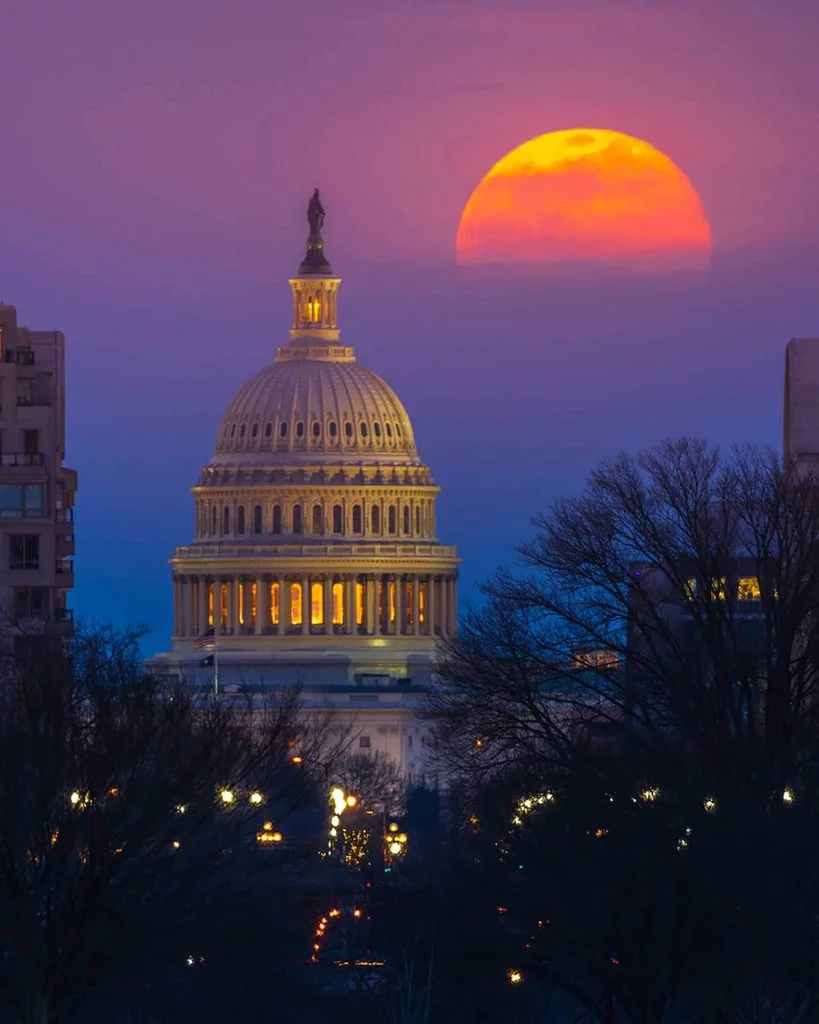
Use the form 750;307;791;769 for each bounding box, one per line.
784;337;819;469
0;304;76;639
148;199;459;772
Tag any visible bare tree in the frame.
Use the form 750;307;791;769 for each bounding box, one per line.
0;625;335;1024
334;751;406;815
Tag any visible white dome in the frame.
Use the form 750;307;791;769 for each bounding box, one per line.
212;348;419;466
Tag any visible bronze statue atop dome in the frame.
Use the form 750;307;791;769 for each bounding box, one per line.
307;189;325;235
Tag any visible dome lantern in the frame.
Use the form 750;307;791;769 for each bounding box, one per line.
288;189;341;345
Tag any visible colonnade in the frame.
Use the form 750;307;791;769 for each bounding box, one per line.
173;572;458;640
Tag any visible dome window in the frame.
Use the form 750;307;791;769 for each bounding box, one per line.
403;506;410;535
272;505;282;534
373;422;382;438
292;504;303;534
296;421;305;439
332;505;343;534
239;424;246;439
388;506;397;535
251;423;259;438
223;507;231;535
312;421;321;439
395;422;402;438
360;422;369;439
352;505;363;534
371;506;381;534
279;422;288;439
312;504;323;534
265;422;273;438
230;425;236;438
385;422;393;438
344;422;353;439
253;505;262;534
237;506;246;535
328;421;338;439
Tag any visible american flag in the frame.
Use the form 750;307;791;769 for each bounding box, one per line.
193;629;216;651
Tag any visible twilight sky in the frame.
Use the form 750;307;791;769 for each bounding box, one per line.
1;0;818;650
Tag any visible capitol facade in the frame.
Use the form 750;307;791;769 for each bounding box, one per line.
149;196;460;772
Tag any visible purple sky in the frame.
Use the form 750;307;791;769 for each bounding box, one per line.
2;0;818;650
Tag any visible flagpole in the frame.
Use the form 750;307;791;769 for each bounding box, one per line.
213;637;219;697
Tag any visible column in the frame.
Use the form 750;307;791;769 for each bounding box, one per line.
255;577;267;635
345;575;356;634
227;578;238;635
365;577;377;635
440;577;449;637
324;576;334;634
197;576;207;637
412;575;421;636
281;578;290;634
301;575;310;635
450;573;458;634
427;575;437;636
242;579;253;632
172;577;181;636
395;574;404;636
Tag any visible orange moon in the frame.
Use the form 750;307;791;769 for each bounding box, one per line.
456;129;711;270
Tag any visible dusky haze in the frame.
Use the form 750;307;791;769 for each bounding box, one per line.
1;0;818;649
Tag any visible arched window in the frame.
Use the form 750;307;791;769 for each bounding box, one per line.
290;583;302;626
402;506;410;535
292;505;303;534
211;506;217;535
352;504;362;534
344;422;353;439
360;422;368;439
280;422;288;439
373;422;382;438
312;504;323;534
219;583;228;627
251;423;259;438
332;504;343;534
295;421;305;439
312;421;321;439
385;422;393;438
311;582;323;625
253;505;262;534
270;582;280;625
388;505;397;535
332;582;344;625
356;581;365;626
371;505;381;534
328;421;338;438
265;422;273;438
415;506;421;534
207;583;214;626
272;505;282;534
237;506;246;535
223;506;230;535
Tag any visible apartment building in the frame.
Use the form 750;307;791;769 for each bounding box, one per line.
0;304;76;638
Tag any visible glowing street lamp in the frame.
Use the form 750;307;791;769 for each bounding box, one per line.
220;789;235;805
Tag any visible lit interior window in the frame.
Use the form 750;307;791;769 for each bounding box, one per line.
405;582;414;627
290;583;302;625
684;578;697;600
250;582;257;625
270;582;280;625
219;584;228;627
389;582;396;624
419;582;426;624
238;583;245;626
355;581;365;625
710;578;727;601
311;582;324;625
207;583;214;627
332;582;344;625
737;576;761;600
306;294;321;323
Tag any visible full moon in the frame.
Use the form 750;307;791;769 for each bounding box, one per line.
456;129;711;270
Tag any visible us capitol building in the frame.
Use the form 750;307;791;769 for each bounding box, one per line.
149;194;460;773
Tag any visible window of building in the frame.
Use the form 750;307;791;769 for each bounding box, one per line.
373;422;381;438
371;505;380;534
359;735;371;749
207;583;214;626
270;582;280;625
389;580;396;623
356;581;365;625
312;421;321;439
23;430;39;457
332;582;344;625
295;421;305;439
402;506;410;535
14;586;46;620
249;581;257;626
328;421;338;438
344;422;353;439
332;504;343;534
385;422;393;438
253;505;262;534
290;583;303;625
292;505;303;534
311;582;324;625
230;424;236;437
272;505;282;534
419;581;426;625
360;422;368;439
395;422;402;438
219;584;228;627
352;504;362;534
0;484;44;518
251;423;259;438
239;424;246;439
237;506;246;535
280;422;288;439
312;504;323;534
709;577;728;601
223;507;230;535
238;582;245;625
736;576;761;600
265;422;273;438
9;534;39;570
406;581;414;627
388;506;397;535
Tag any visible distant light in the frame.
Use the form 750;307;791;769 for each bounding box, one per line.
330;827;338;837
331;787;345;804
108;786;119;796
220;789;235;804
703;797;717;813
249;791;264;805
346;794;358;808
640;787;660;803
331;815;340;827
70;791;80;806
389;841;402;855
397;833;408;843
353;908;362;918
388;822;399;833
508;969;523;984
291;755;303;765
172;840;181;850
176;804;187;815
783;787;795;804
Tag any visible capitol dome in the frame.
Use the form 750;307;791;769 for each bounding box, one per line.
213;352;419;465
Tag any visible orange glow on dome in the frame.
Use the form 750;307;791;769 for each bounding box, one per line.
456;129;711;271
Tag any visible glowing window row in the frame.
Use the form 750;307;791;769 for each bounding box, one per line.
224;418;405;444
684;576;763;601
200;502;430;538
206;580;427;628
